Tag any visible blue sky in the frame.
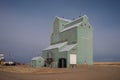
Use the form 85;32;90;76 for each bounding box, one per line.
0;0;120;63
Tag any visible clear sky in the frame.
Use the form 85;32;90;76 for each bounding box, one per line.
0;0;120;63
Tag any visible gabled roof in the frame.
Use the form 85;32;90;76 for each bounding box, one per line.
60;15;88;32
56;16;72;22
43;42;67;50
60;44;77;52
32;56;44;60
72;15;87;22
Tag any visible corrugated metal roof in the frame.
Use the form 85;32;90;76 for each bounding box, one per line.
43;42;67;50
60;44;77;52
32;56;44;60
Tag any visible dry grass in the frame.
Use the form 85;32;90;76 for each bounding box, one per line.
0;63;120;80
0;65;71;74
94;62;120;67
0;62;120;74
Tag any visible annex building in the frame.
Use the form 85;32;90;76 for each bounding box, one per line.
42;15;93;68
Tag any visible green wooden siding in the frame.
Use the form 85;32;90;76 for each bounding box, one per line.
42;15;93;68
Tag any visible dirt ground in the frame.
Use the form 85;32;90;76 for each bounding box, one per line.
0;62;120;80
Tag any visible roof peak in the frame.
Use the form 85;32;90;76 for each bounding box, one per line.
55;15;88;23
55;16;72;22
72;15;88;22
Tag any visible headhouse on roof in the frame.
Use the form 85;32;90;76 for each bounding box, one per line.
42;15;93;68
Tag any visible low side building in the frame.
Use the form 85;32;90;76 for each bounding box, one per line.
0;53;5;65
31;56;44;68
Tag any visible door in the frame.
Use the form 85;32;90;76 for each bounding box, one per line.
70;54;76;64
58;58;67;68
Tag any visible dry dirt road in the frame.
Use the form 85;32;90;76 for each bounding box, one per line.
0;65;120;80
